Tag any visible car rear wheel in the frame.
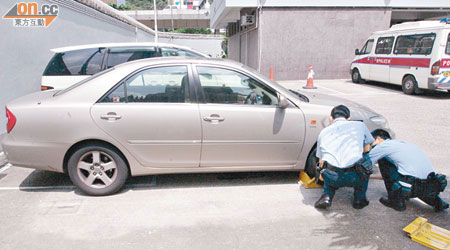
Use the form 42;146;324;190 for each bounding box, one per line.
67;144;128;196
402;76;417;95
352;69;362;83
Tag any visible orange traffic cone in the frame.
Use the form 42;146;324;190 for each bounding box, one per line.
303;65;317;89
269;67;274;80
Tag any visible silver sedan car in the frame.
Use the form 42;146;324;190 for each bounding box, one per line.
3;58;393;196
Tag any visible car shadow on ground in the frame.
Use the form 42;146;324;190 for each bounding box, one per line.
298;179;450;250
18;170;300;195
349;80;450;100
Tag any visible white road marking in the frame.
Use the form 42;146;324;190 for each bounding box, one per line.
315;85;346;94
0;163;12;174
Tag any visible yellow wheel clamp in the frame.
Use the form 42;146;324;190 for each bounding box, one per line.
403;217;450;250
298;170;322;188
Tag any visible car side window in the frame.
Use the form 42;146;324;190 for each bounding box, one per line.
105;47;159;69
375;37;394;54
394;33;436;55
101;66;189;103
360;39;374;55
43;48;105;76
196;66;278;106
161;47;179;57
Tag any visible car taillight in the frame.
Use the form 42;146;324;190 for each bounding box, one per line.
5;107;16;133
431;60;440;75
41;85;54;91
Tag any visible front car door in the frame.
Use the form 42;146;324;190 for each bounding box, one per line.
91;64;202;168
354;39;374;80
193;65;305;168
370;36;395;83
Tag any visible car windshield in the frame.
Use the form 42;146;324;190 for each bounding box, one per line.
54;67;115;96
241;65;287;90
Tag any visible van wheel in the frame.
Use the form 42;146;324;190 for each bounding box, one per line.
402;76;417;95
67;144;129;196
352;69;362;83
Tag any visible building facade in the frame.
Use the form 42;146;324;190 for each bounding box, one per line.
211;0;450;80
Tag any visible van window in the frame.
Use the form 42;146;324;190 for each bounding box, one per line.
375;37;395;54
360;39;374;55
105;47;159;69
446;33;450;55
394;33;436;55
43;48;105;76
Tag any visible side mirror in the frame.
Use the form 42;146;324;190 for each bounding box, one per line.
278;94;289;109
355;49;360;55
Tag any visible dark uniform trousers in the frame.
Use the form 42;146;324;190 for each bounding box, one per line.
322;165;369;202
378;158;442;206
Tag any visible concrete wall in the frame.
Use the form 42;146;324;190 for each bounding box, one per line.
228;34;240;61
259;8;392;80
159;36;224;58
239;29;259;70
0;0;155;137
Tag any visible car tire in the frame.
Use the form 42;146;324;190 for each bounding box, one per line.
447;90;450;94
402;76;417;95
305;147;318;178
352;69;362;83
67;144;129;196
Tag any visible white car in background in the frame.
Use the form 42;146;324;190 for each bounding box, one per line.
41;42;209;90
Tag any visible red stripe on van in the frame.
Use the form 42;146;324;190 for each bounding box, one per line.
441;59;450;68
390;58;430;68
353;57;431;68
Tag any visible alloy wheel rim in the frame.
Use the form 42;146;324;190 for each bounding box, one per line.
77;151;118;189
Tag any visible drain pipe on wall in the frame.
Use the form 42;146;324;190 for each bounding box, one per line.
153;0;158;43
257;0;263;73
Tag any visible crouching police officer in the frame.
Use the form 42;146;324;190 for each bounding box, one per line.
314;105;375;209
368;131;449;212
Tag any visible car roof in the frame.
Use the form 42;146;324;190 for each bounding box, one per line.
113;57;244;71
50;42;208;56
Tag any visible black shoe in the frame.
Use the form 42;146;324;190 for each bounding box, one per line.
379;197;406;211
352;199;369;209
434;198;449;212
315;194;332;209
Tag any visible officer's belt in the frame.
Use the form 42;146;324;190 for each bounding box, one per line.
325;162;356;173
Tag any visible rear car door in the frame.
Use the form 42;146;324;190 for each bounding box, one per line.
91;64;202;168
193;65;305;167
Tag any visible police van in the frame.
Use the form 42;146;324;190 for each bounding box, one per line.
351;18;450;95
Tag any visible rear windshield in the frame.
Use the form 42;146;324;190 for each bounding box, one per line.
54;67;114;96
446;33;450;55
394;33;436;55
43;48;105;76
105;47;159;69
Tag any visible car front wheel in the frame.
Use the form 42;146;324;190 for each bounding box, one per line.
352;69;362;83
67;144;129;196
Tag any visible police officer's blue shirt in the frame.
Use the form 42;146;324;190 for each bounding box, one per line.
367;140;435;179
316;118;374;168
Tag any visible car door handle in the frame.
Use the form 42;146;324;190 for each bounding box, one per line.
101;112;122;121
203;115;225;122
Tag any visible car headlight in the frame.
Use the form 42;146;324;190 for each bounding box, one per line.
370;115;388;127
